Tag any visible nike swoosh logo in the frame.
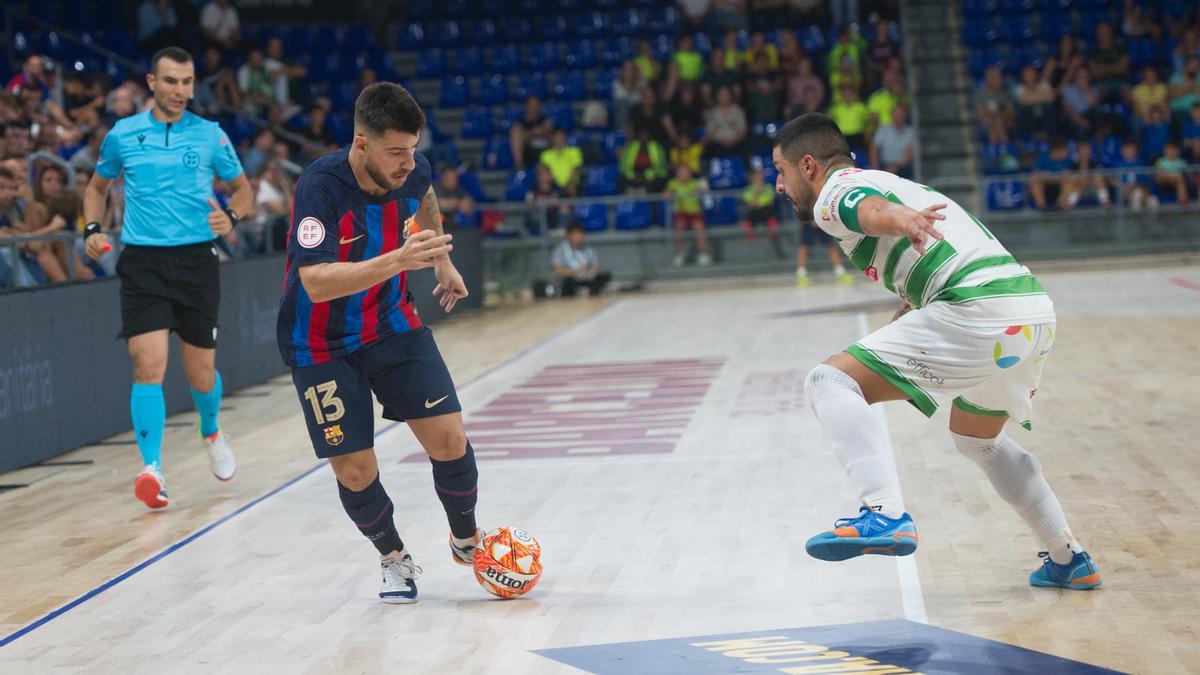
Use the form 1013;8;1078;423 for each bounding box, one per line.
339;234;364;245
425;395;449;409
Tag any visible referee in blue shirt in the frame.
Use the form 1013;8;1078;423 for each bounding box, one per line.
83;47;254;510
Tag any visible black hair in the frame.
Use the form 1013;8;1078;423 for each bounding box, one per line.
0;166;13;181
150;46;193;76
775;113;852;165
354;82;425;136
567;221;585;234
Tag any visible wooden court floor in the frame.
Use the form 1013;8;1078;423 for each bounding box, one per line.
1;261;1199;673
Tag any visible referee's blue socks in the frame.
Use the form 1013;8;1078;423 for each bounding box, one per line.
431;442;479;539
191;370;223;438
130;383;165;469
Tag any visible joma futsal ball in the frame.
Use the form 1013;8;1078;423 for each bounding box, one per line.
473;527;542;598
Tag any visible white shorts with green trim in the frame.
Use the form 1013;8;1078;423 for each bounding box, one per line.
845;306;1055;429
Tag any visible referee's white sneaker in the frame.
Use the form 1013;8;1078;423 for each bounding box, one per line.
202;431;236;481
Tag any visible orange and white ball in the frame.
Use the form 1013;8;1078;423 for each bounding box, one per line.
473;527;542;599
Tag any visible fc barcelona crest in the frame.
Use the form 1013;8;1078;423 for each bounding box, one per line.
402;216;420;238
324;425;344;446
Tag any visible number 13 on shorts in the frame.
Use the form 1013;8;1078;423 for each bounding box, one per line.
291;361;375;458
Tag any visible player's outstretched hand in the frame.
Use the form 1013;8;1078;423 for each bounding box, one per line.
393;229;453;272
85;232;111;260
433;262;469;313
206;198;234;236
896;203;946;255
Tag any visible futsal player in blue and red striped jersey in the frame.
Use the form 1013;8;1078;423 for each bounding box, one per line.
277;83;483;603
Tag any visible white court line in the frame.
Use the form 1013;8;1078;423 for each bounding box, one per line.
856;311;928;625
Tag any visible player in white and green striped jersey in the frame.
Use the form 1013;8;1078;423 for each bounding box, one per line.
773;114;1101;590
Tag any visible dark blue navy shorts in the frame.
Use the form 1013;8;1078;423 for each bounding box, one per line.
290;327;462;458
801;219;834;246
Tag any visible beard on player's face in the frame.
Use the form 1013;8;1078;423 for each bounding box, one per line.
782;176;815;217
364;154;410;191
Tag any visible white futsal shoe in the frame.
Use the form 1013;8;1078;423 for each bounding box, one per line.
380;551;422;603
202;431;236;481
450;528;485;566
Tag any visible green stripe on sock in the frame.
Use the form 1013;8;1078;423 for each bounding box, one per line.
905;241;958;308
845;344;939;417
953;396;1008;417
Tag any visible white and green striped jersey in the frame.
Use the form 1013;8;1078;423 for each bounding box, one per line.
815;167;1055;326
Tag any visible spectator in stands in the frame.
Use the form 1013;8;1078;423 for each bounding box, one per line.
196;46;242;114
1044;35;1083;88
784;56;825;119
1059;67;1099;138
1169;57;1200;119
1155;141;1191;205
707;0;748;34
619;124;668;193
136;0;182;54
750;0;788;33
739;167;783;255
510;95;555;169
703;85;748;159
237;48;276;115
1089;22;1130;99
0;166;38;289
0;92;22;125
745;31;779;70
300;105;338;154
241;127;274;178
1107;139;1156;210
70;125;107;173
658;60;683;105
665;163;710;267
539;128;584;197
1029;140;1077;210
14;163;87;284
633;40;663;83
867;21;898;90
613;61;645;129
975;66;1013;145
62;74;104;131
6;54;44;95
720;30;744;72
777;29;802;70
629;87;672;146
551;222;612;297
4;121;31;160
1140;106;1171;159
827;25;865;79
670;130;703;175
1171;28;1200;73
867;68;908;128
1014;64;1055;140
264;36;308;117
436;167;476;228
674;35;705;83
526;163;566;232
827;83;871;158
1073;142;1111;207
702;47;742;106
788;0;828;26
1122;0;1151;39
669;83;705;142
870;104;914;178
744;52;782;125
831;0;859;26
679;0;714;32
201;0;241;52
248;161;292;253
1131;65;1169;124
829;53;863;102
1183;102;1200;161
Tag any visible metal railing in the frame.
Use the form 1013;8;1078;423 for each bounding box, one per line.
955;163;1200;216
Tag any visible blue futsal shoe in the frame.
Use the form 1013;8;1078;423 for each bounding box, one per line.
1029;551;1102;590
806;506;919;561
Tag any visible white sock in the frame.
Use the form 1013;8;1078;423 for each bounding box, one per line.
451;531;478;548
951;432;1082;564
833;265;845;276
805;364;906;517
796;267;808;277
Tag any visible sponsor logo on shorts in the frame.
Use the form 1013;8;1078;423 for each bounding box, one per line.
297;217;325;249
905;359;945;386
425;395;449;409
324;424;344;446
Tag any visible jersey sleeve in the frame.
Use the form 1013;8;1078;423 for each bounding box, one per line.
815;172;886;236
211;126;244;181
290;172;341;266
95;128;123;179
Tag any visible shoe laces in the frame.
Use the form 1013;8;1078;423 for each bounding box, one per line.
382;556;422;584
833;505;875;529
1037;551;1052;567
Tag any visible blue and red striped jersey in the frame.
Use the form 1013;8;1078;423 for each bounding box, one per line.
277;148;431;368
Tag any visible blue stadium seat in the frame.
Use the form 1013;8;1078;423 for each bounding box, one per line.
564;41;597;70
1078;0;1114;9
397;23;427;51
609;9;642;37
515;73;549;101
750;155;778;184
574;203;609;231
602;130;627;162
601;36;635;67
644;6;679;34
593;68;618;98
583;165;620;196
537;15;570;41
963;18;999;47
500;18;533;44
416;48;446;78
483;136;514;170
707;157;748;190
981;143;1018;175
1000;17;1033;44
440;0;471;19
693;31;713;56
466;20;497;45
544;102;575;132
615;201;653;230
477;74;509;105
479;0;505;16
506;169;535;201
987;181;1025;210
1129;39;1156;68
439;76;471;108
527;42;559;71
799;25;826;54
328;114;353;145
459;170;491;202
963;0;998;16
1009;43;1045;71
650;34;674;60
1037;13;1074;42
490;45;522;74
1001;0;1033;13
498;104;526;132
576;12;606;40
552;72;587;101
703;197;739;226
1098;136;1121;166
332;83;359;111
519;0;548;13
552;0;576;12
1037;0;1071;10
455;46;484;77
436;21;461;48
461;106;495;139
1078;11;1118;40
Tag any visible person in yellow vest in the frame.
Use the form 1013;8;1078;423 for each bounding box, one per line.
673;34;705;82
538;128;584;197
670;130;703;175
827;83;872;159
633;39;662;83
619;125;669;193
664;163;710;267
739;167;785;258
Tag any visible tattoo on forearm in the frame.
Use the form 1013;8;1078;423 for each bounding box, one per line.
419;188;444;235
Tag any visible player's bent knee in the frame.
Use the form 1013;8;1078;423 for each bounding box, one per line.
330;450;378;491
804;363;862;403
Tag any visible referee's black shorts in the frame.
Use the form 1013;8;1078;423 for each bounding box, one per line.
116;241;221;348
